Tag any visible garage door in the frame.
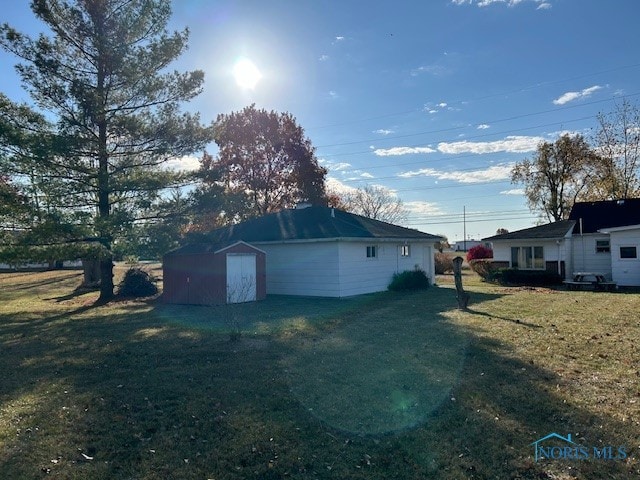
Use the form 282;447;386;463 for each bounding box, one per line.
226;254;257;303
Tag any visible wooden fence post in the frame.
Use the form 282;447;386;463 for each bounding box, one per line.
453;256;470;310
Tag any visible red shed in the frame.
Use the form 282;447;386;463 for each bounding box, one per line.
162;241;266;305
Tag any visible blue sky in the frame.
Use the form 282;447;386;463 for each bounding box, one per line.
2;0;640;243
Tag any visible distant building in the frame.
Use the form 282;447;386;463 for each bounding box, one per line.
452;240;489;252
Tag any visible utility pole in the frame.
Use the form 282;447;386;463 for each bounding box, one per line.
463;205;467;252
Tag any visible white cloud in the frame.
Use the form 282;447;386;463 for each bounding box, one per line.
319;54;329;61
325;177;357;195
373;128;395;135
453;0;551;7
328;90;338;99
165;155;200;171
332;162;352;172
319;159;352;172
545;129;580;138
360;172;374;178
553;85;602;105
411;64;449;77
373;146;437;156
423;101;455;115
398;164;513;183
404;200;443;215
477;124;490;130
500;188;525;195
376;136;542;158
437;135;544;154
335;36;345;41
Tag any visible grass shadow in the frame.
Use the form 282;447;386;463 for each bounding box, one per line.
465;307;543;329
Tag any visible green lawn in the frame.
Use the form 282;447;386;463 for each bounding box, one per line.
0;267;638;479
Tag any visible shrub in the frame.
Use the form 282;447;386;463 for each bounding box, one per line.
388;268;430;291
466;244;493;262
117;267;158;297
469;259;502;281
494;268;562;287
434;252;454;274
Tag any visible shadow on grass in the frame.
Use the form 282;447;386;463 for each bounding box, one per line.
0;283;636;479
464;307;543;329
1;271;81;292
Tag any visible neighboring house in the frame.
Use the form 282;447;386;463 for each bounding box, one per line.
483;199;640;286
189;205;442;298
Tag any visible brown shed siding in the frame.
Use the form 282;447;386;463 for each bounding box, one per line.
162;242;266;305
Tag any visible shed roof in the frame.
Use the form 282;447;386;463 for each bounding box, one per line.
164;240;263;257
483;220;576;241
206;206;442;243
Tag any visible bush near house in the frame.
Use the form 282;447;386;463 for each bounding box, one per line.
494;268;562;287
465;244;493;262
388;268;430;291
469;258;502;281
117;267;158;297
434;252;454;274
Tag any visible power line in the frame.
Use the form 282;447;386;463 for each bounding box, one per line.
404;215;537;227
315;91;640;151
306;62;640;131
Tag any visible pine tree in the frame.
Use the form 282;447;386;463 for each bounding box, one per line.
1;0;212;301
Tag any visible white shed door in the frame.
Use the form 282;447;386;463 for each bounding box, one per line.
226;254;257;303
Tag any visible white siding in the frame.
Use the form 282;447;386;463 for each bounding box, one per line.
570;234;612;279
257;242;340;296
255;240;436;297
609;228;640;286
338;241;433;297
491;242;512;264
491;239;569;277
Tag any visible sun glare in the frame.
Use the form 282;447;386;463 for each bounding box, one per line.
233;58;262;90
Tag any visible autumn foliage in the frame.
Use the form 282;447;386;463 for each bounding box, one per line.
466;244;493;262
212;104;328;217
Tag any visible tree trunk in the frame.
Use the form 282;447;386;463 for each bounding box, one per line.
96;36;114;303
453;256;470;310
99;256;114;301
81;258;101;287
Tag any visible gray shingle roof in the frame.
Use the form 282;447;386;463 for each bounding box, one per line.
206;206;442;243
568;198;640;233
483;220;576;241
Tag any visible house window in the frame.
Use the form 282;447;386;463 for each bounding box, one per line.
400;245;410;257
620;246;637;259
595;240;610;253
511;246;544;269
366;245;377;258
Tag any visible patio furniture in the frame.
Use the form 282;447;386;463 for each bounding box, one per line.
563;272;617;291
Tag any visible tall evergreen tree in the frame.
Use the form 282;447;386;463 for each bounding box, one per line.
1;0;212;301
